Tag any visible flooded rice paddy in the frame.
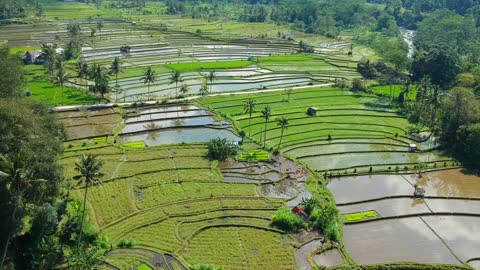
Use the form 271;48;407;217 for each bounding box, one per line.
422;216;480;262
296;240;323;270
343;217;461;265
406;169;480;198
328;175;413;204
313;249;343;268
338;198;430;217
335;169;480;266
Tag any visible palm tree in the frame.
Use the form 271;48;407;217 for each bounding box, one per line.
169;70;182;97
52;64;70;104
261;106;272;148
41;43;58;76
76;59;89;91
239;130;246;145
206;71;216;92
96;21;104;33
244;99;256;136
199;80;209;96
141;66;157;100
276;116;289;150
89;64;110;97
109;57;123;101
74;154;104;253
180;84;189;97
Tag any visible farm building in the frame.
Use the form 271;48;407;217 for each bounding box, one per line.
292;205;309;220
24;51;41;64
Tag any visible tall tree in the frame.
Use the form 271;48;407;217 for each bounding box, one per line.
169;70;182;97
89;64;110;97
141;66;157;100
206;71;216;92
74;154;103;254
0;47;25;98
51;64;70;105
276;116;289;150
244;99;256;136
76;59;89;91
261;106;272;148
40;43;59;77
109;57;123;101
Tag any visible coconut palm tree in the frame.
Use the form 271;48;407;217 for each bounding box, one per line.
199;80;209;96
52;64;70;104
276;116;289;150
109;57;123;101
74;154;104;252
89;64;110;98
206;71;216;92
141;66;157;100
169;70;182;98
180;84;189;97
76;59;89;91
41;43;58;76
244;98;256;136
261;106;272;148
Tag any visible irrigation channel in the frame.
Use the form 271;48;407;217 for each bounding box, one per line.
331;169;480;268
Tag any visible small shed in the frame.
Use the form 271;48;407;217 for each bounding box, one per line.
292;206;308;220
24;51;41;64
409;143;417;152
414;187;425;198
306;107;317;116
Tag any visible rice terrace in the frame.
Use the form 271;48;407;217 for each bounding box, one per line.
0;0;479;270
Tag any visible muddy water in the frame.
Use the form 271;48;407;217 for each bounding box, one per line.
405;169;480;198
125;110;208;123
56;108;121;140
260;183;297;199
343;217;461;265
426;199;480;215
287;183;313;207
328;175;413;204
67;123;119;140
422;216;480;262
313;249;343;268
338;198;430;218
296;240;323;270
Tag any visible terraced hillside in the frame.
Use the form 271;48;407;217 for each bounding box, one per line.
201;86;454;173
59;137;316;269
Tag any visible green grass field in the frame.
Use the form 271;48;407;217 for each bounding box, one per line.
167;60;253;72
25;65;99;106
200;87;453;173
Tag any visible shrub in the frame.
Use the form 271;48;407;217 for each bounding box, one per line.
369;167;373;173
207;137;238;161
117;239;135;248
271;207;306;232
300;197;318;216
327;134;332;140
311;203;341;241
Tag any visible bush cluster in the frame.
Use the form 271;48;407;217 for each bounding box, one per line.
271;207;306;232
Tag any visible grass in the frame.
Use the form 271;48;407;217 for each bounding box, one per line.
122;141;146;149
237;149;270;161
137;264;152;270
200;87;452;173
370;84;417;100
25;65;99;106
344;210;379;222
166;60;253;72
